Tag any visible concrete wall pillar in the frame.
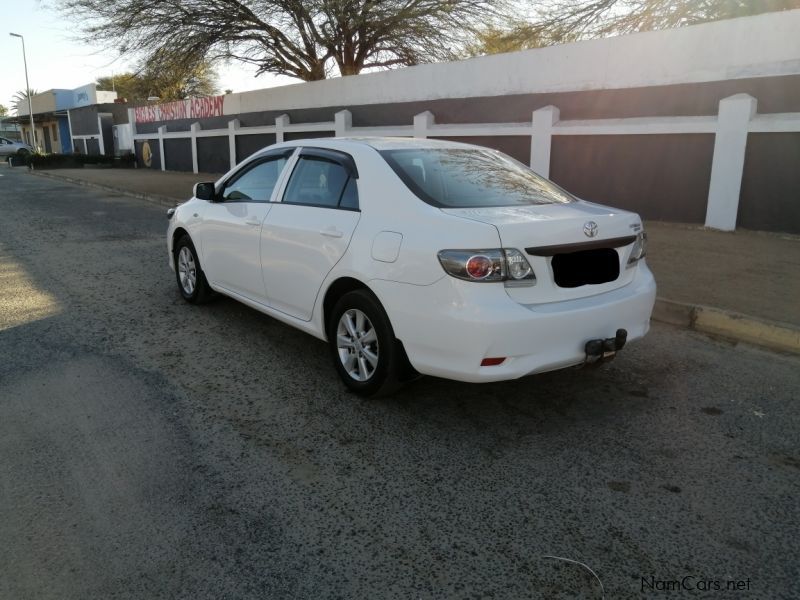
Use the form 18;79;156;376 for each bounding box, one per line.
228;119;240;170
413;111;434;138
531;105;560;177
190;123;200;174
705;94;757;231
335;110;352;137
157;125;166;171
275;114;290;143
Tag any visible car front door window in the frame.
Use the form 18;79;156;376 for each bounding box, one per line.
222;155;289;202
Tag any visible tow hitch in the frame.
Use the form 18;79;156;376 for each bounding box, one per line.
584;329;627;365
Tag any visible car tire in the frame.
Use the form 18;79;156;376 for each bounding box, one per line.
173;235;212;304
16;148;30;156
328;289;403;397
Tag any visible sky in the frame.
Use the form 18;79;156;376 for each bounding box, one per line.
0;1;291;111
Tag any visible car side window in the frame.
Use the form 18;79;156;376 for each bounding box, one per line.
283;156;357;209
222;155;289;202
338;178;359;210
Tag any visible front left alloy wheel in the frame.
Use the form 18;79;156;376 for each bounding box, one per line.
174;235;212;303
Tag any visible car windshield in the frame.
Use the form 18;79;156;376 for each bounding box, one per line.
380;148;575;208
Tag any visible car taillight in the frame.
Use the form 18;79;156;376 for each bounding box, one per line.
503;248;535;286
627;231;648;266
466;255;495;279
437;249;536;285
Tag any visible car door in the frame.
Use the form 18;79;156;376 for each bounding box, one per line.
260;148;361;321
196;149;293;303
0;138;12;157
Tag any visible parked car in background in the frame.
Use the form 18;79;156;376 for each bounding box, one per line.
0;137;34;157
167;138;656;396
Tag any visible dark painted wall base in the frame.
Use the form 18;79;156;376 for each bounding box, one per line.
550;134;714;224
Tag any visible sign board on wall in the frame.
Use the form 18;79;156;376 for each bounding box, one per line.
134;96;225;124
72;84;98;108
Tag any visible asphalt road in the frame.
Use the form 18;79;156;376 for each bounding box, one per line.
1;166;798;599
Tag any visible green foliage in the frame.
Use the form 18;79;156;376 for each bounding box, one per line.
0;104;8;117
470;0;800;56
96;55;218;101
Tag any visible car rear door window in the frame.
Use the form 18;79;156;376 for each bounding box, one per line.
222;154;289;202
380;148;575;208
283;156;357;209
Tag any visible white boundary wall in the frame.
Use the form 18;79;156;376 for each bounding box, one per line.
219;10;800;115
130;96;800;231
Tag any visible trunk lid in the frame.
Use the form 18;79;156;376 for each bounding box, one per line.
442;201;643;304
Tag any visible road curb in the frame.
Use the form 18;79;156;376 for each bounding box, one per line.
653;298;800;354
29;170;180;208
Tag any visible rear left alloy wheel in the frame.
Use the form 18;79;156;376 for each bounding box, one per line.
328;290;402;397
174;235;212;304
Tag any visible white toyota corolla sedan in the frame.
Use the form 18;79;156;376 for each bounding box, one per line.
167;138;656;396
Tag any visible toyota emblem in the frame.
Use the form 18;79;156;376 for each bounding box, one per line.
583;221;598;238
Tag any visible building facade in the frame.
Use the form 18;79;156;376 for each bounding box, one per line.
13;83;118;153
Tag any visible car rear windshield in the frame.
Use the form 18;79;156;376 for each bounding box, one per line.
380;148;575;208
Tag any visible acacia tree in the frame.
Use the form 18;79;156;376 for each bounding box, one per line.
58;0;506;81
468;0;800;56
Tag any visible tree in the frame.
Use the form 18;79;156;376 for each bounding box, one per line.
465;22;573;56
95;56;219;101
95;73;139;100
524;0;800;41
143;53;219;99
0;104;8;117
468;0;800;56
57;0;506;82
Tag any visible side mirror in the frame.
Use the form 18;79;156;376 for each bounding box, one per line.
194;182;217;201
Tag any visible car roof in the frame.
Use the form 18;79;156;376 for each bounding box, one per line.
272;136;486;153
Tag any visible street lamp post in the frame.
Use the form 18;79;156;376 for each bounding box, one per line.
9;32;37;151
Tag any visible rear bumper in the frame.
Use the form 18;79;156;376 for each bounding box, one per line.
370;264;656;383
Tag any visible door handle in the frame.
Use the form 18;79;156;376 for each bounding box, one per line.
320;227;344;238
245;217;261;226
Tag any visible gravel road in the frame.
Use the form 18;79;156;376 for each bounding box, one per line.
1;167;798;599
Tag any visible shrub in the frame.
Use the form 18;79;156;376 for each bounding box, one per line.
25;152;137;169
25;153;82;169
